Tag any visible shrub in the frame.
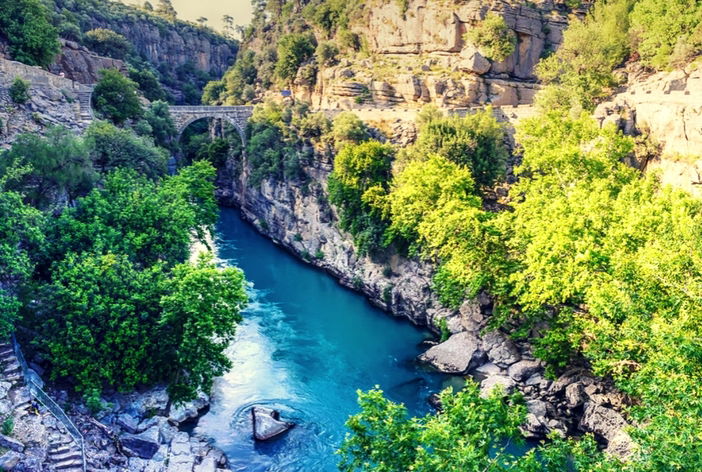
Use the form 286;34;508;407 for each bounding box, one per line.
9;78;30;104
331;112;370;147
316;41;340;66
1;416;14;436
275;33;316;81
466;13;516;62
85;28;132;60
93;69;144;125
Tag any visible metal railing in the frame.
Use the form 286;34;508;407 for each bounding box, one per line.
11;335;86;472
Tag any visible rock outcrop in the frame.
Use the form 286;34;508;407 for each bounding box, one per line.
0;57;91;148
292;0;579;109
595;63;702;197
50;39;129;84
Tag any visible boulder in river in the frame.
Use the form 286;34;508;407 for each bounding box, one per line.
252;406;294;441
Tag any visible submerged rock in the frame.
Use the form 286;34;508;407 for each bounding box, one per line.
252;407;294;441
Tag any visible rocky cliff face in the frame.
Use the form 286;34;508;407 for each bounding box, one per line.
218;141;633;457
49;39;128;84
0;57;91;148
595;62;702;197
296;0;576;109
80;16;237;77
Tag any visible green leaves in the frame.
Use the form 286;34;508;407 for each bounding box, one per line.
0;0;60;67
93;69;144;125
339;383;619;471
328;141;395;255
466;13;517;62
158;253;248;403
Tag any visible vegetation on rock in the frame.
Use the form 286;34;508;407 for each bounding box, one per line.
92;69;144;125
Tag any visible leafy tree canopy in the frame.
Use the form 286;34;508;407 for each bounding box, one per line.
0;0;60;67
93;68;144;125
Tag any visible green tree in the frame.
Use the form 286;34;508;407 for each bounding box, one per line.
93;69;144;125
0;181;45;338
0;0;60;67
143;101;177;150
84;29;132;60
535;0;632;112
466;13;516;62
331;112;370;147
129;67;167;102
406;108;508;188
0;127;96;209
41;252;165;393
340;383;618;471
85;121;168;178
157;254;248;403
328;141;394;254
155;0;177;20
48;162;217;268
9;78;30;104
275;33;316;82
630;0;702;68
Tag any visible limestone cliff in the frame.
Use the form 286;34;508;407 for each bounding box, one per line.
50;39;129;84
72;11;235;77
281;0;582;109
595;62;702;197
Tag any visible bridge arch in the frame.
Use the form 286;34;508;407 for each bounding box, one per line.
169;106;254;145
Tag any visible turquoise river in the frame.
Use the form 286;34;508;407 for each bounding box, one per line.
195;208;458;471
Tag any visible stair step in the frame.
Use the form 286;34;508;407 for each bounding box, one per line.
50;444;73;454
53;457;83;470
50;450;82;462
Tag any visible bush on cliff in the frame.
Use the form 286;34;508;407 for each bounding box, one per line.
8;78;30;105
328;141;394;255
466;13;516;62
84;28;132;60
92;68;144;125
275;33;316;82
0;0;60;67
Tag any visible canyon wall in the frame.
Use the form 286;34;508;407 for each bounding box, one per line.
595;63;702;197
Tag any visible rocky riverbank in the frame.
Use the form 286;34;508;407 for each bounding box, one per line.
218;146;635;458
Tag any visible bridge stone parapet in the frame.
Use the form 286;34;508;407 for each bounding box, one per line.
169;105;254;143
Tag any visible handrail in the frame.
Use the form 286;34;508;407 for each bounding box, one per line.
11;335;86;472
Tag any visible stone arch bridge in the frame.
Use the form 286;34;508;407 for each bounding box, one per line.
168;105;254;143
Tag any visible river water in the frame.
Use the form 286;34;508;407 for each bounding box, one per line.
195;208;457;471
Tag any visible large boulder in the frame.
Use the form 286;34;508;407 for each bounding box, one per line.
580;402;634;457
482;331;521;368
121;426;160;459
458;45;491;75
418;331;484;374
252;407;294;441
